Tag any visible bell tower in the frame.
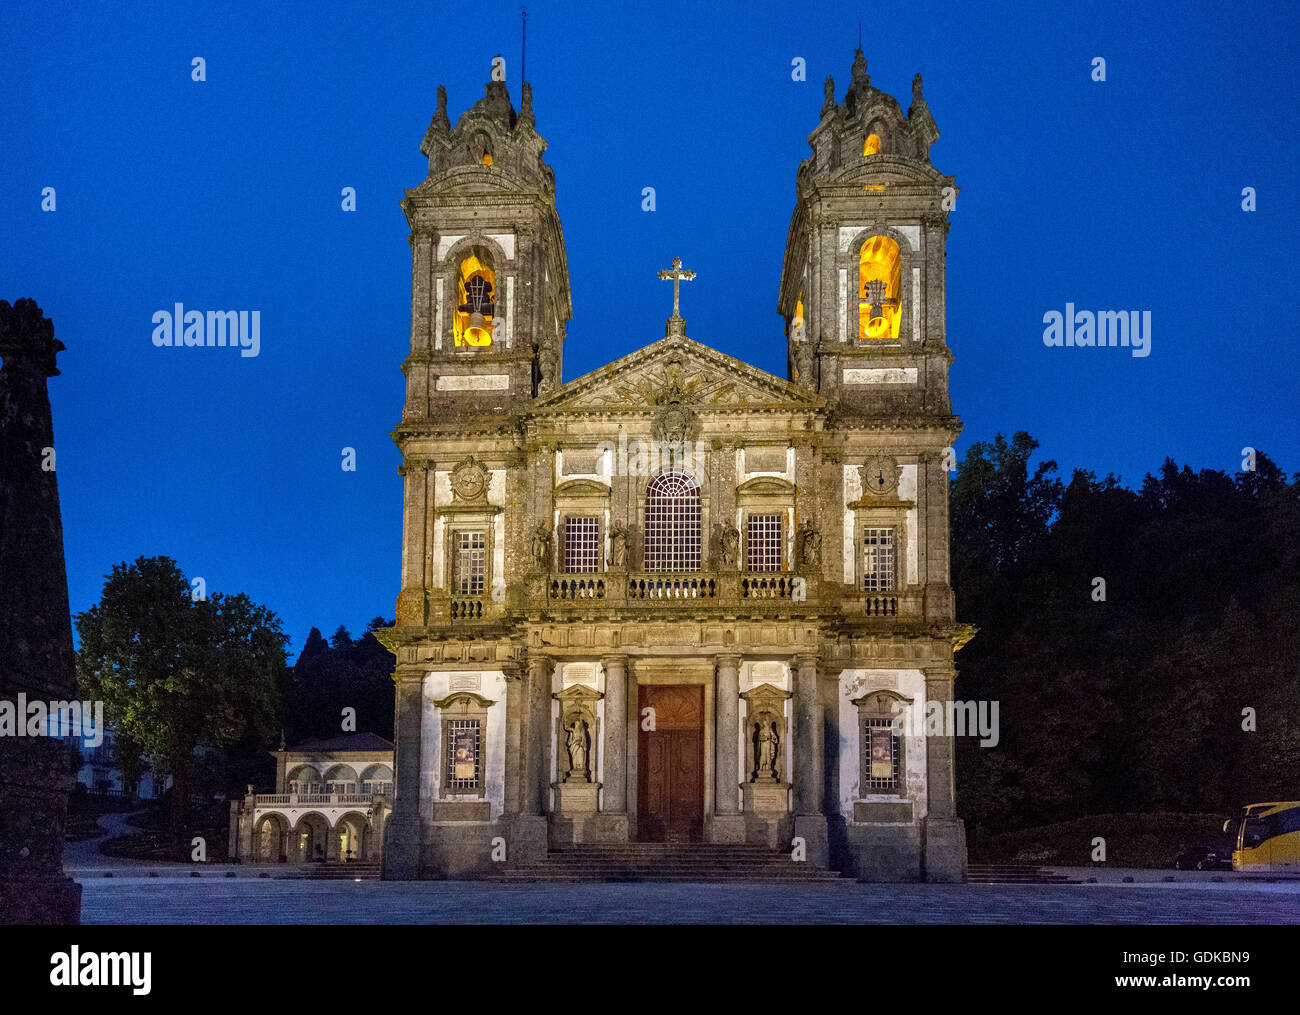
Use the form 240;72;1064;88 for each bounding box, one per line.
401;70;572;421
778;49;954;419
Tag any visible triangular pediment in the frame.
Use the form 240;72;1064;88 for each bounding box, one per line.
534;335;822;414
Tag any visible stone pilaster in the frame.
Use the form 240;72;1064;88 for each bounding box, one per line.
923;451;955;621
502;661;524;815
398;461;429;625
708;654;745;843
922;664;966;882
791;653;828;865
382;666;425;879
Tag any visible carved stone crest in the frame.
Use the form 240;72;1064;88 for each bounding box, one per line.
450;456;488;503
650;356;694;444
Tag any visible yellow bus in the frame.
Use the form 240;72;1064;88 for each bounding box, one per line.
1223;802;1300;873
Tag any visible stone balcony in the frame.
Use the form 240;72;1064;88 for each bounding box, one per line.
420;576;931;626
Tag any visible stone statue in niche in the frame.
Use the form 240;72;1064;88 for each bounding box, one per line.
610;523;628;568
754;719;780;781
799;519;821;567
564;716;590;782
530;523;552;568
537;346;559;396
720;523;740;566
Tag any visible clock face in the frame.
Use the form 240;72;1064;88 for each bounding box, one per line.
451;458;487;500
861;456;899;496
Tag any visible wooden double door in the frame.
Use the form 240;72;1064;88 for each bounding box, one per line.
637;685;704;842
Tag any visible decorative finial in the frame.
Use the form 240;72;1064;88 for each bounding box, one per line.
913;73;924;103
852;47;868;84
520;81;534;126
278;728;286;751
432;85;450;131
821;75;836;118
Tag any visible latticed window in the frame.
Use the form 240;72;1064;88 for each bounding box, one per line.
445;719;482;791
453;531;486;595
746;514;783;572
863;717;901;790
564;516;600;573
643;472;701;571
862;527;896;591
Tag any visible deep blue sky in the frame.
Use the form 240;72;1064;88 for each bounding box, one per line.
2;1;1296;653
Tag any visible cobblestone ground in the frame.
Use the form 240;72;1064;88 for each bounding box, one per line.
75;877;1300;924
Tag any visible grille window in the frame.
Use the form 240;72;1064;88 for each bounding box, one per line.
453;531;487;595
564;516;600;573
446;719;482;791
862;527;896;591
863;718;901;790
746;514;783;572
643;472;701;572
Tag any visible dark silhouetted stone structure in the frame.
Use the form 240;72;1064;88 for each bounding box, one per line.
0;298;82;924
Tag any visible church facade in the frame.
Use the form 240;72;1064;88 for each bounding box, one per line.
379;49;973;882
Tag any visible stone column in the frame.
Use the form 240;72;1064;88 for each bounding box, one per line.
524;654;553;815
601;656;628;813
922;664;966;882
502;660;524;816
507;654;552;861
791;653;829;865
382;665;424;879
709;654;745;843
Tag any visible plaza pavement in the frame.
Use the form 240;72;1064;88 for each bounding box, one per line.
73;874;1300;924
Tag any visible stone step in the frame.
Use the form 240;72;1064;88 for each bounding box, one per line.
966;864;1075;885
491;874;845;882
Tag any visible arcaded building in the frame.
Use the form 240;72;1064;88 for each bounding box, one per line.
378;48;972;881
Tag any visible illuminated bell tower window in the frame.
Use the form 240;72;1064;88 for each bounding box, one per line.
454;253;495;347
858;235;901;341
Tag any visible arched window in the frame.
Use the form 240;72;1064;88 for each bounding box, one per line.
471;131;494;165
858;235;901;341
643;471;701;572
862;132;881;156
454;250;495;347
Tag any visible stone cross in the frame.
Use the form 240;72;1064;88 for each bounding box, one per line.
657;257;696;319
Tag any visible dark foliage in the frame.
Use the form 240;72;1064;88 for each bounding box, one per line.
952;435;1300;847
280;617;395;745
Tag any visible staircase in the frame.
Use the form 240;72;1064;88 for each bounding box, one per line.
487;843;844;883
965;863;1076;885
284;862;382;880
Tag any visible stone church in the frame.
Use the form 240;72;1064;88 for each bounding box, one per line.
378;48;973;882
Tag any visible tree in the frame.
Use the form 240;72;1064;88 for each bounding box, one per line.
75;556;287;851
281;618;395;743
952;439;1300;848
